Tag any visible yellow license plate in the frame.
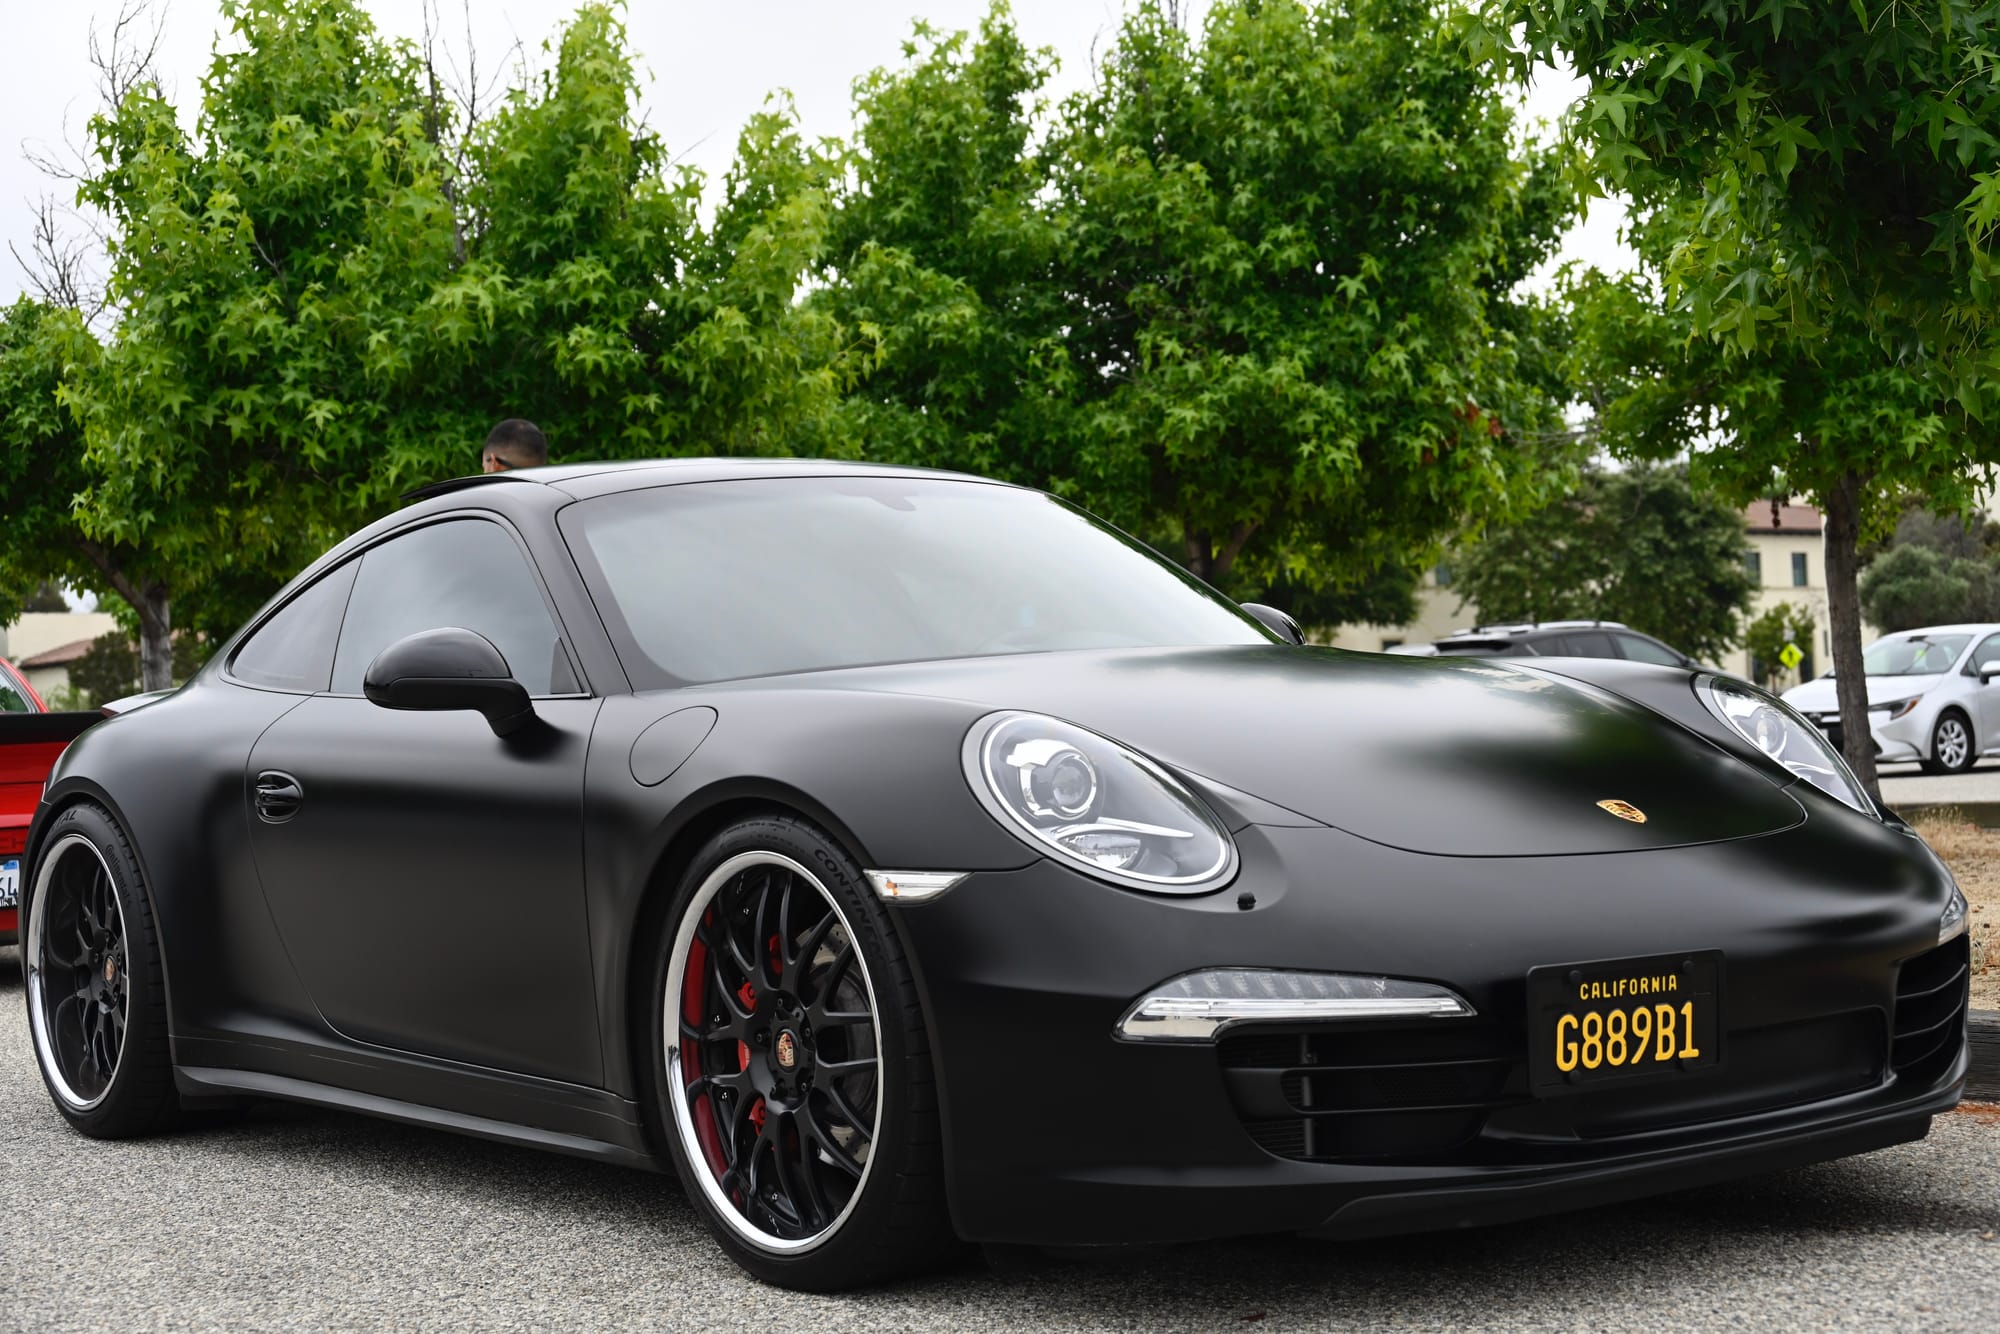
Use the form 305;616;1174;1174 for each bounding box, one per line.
1527;951;1721;1094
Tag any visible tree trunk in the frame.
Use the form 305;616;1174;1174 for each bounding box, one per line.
1821;471;1879;804
136;583;172;693
73;539;174;693
1183;523;1214;581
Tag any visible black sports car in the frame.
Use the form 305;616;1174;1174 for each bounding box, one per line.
19;461;1971;1290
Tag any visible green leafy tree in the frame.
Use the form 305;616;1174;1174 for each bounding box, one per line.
1475;0;2000;406
1565;245;1996;798
59;1;848;687
1743;601;1816;689
1860;544;2000;632
0;298;184;674
822;0;1582;601
1451;463;1755;662
66;0;462;686
817;10;1069;480
453;8;850;462
1476;0;2000;799
1054;0;1582;587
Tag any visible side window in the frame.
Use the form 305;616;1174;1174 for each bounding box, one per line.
0;669;31;712
330;520;578;696
1562;631;1619;658
1615;633;1684;666
1971;633;2000;677
230;562;361;693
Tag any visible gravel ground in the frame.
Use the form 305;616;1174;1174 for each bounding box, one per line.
1;947;1996;1333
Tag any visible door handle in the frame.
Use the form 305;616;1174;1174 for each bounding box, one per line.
254;771;304;823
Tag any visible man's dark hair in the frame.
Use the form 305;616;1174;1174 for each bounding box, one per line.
483;418;549;470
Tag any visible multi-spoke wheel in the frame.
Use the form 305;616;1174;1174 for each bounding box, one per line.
24;803;178;1137
649;816;952;1290
1923;710;1976;775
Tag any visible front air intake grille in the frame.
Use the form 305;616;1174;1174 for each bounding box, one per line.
1217;1026;1517;1162
1892;935;1969;1083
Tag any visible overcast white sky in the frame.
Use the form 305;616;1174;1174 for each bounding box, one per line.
2;1;1630;308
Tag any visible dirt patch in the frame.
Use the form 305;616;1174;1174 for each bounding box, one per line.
1910;815;1998;1010
1950;1101;2000;1127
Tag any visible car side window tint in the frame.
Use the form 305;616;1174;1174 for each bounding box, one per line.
330;520;575;696
1563;631;1618;658
230;562;361;693
1615;633;1683;666
0;677;29;712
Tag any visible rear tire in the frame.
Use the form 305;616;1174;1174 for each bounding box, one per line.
643;813;956;1290
23;801;180;1138
1922;710;1976;775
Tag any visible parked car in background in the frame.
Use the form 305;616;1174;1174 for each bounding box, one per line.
1;660;89;945
1391;621;1706;669
1781;624;2000;774
1;656;47;714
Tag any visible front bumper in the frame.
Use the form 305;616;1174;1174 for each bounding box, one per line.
894;810;1967;1247
1803;708;1927;764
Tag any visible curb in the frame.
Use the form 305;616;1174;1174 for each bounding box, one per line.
1971;1009;2000;1103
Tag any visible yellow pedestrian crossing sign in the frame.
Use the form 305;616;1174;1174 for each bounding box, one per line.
1778;642;1804;671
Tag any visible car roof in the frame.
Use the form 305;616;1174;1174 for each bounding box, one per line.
1879;623;2000;638
1434;620;1633;641
403;457;998;504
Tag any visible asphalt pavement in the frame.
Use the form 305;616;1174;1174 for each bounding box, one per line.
2;947;1996;1332
1881;760;2000;812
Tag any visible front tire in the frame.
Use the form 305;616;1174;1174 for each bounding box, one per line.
1922;709;1976;775
645;814;954;1290
23;802;179;1137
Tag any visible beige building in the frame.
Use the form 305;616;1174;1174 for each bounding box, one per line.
0;610;121;701
1327;500;1862;684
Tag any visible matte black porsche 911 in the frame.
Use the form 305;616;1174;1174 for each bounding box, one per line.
19;461;1972;1289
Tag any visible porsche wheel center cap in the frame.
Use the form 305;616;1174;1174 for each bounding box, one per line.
775;1030;799;1070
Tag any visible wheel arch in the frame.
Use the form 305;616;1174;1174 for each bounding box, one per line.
618;780;880;1141
25;780;180;1055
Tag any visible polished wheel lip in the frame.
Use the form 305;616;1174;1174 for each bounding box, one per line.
25;832;129;1113
1937;717;1970;769
664;849;885;1256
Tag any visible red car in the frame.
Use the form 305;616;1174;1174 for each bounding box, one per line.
1;659;101;945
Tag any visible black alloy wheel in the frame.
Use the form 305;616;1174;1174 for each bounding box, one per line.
24;802;178;1136
649;815;952;1290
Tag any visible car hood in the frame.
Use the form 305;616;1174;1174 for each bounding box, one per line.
1781;675;1943;712
761;646;1803;857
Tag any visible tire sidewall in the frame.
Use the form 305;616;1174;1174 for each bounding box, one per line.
643;815;935;1288
23;801;173;1136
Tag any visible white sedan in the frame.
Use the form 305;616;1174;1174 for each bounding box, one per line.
1782;622;2000;773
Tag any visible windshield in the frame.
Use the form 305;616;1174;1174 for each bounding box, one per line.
1862;634;1970;676
562;476;1271;686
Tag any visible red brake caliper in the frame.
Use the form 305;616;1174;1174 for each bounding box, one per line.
736;981;756;1072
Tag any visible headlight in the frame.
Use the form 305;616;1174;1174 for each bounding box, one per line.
1868;697;1920;720
1940;883;1969;946
1700;677;1872;813
964;711;1237;893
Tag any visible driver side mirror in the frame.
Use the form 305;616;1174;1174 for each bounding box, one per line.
1240;602;1305;646
363;627;536;736
1980;660;2000;684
